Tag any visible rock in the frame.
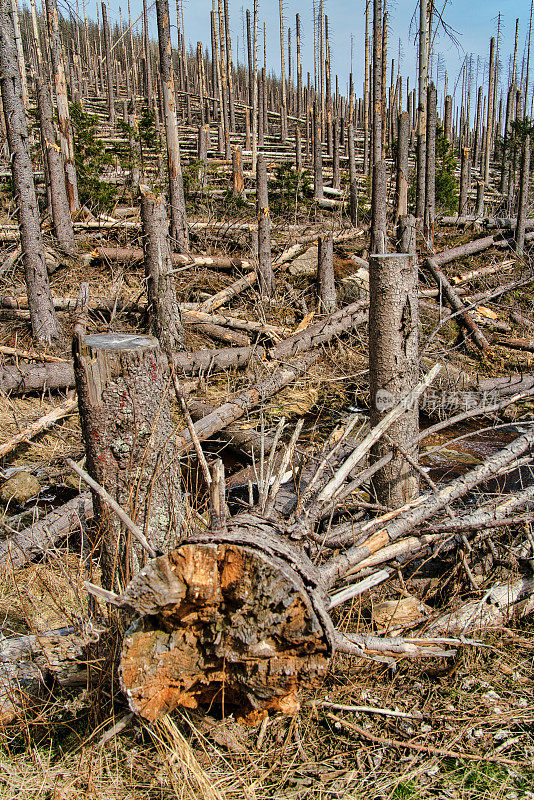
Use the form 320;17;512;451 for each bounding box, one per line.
288;245;318;276
0;471;40;506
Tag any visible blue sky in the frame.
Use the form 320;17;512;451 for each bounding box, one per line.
59;0;532;109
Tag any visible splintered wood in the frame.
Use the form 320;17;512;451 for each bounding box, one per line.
120;522;334;723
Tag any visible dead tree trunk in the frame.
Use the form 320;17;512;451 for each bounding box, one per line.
368;253;419;507
515;135;531;254
423;83;436;250
73;332;185;592
348;122;358;226
36;80;75;252
313;102;324;201
44;0;79;214
370;160;387;254
415;0;428;219
317;233;336;313
101;1;115;125
0;9;60;344
395;111;409;221
459;146;471;216
232;146;245;200
155;0;189;253
256;154;275;298
140;186;186;352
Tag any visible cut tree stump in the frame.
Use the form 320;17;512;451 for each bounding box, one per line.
73;332;185;591
118;518;334;723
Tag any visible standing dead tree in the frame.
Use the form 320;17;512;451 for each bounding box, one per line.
155;0;189;253
0;7;60;344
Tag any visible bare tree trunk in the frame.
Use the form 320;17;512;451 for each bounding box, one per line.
101;1;115;125
36;80;75;252
0;8;60;344
363;0;370;175
444;94;452;142
332;118;340;189
142;0;152;106
317;234;336;313
232;146;245;200
515;135;531;254
483;37;495;186
278;0;287;141
44;0;79;214
424;83;436;249
155;0;189;253
73;332;185;592
10;0;27;110
459;145;471;216
348;122;359;226
368;253;419;507
140;186;186;352
395;111;409;221
415;0;429;219
397;214;416;253
313;101;324;200
256;154;275;298
370;160;387;254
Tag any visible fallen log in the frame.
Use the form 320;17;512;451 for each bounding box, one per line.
174;353;319;455
0;347;261;394
441;215;534;230
424;577;534;635
270;300;368;360
90;246;251;271
0;492;93;570
496;337;534;353
423;258;492;356
0;394;77;459
188;320;250;346
198;271;257;313
510;311;534;332
432;235;497;266
0;623;103;725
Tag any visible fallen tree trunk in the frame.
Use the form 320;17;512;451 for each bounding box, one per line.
431;235;497;266
1;347;261;394
496;337;534;353
174;353;319;455
0;394;77;459
424;577;534;635
0;623;103;725
423;258;492;356
0;492;93;570
90;246;251;271
270;300;368;359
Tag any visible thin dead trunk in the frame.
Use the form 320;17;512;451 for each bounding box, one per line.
44;0;79;214
368;253;419;507
515;135;531;254
140;186;186;352
36;80;75;252
101;2;115;125
256;154;275;298
395;111;409;221
155;0;189;253
424;83;437;249
0;9;60;344
317;233;336;313
348;122;358;226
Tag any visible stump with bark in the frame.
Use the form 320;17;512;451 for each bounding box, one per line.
73;332;185;591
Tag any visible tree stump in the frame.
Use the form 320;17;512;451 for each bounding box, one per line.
119;515;334;723
73;332;184;592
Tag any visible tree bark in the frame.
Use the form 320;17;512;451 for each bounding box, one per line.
73;332;185;592
370;160;388;254
423;83;436;249
368;253;419;508
348;122;359;226
0;9;60;344
36;80;75;252
155;0;189;253
44;0;79;214
395;111;409;221
232;146;245;200
101;1;115;125
140;186;186;352
317;234;336;313
515;135;531;254
256;154;275;298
